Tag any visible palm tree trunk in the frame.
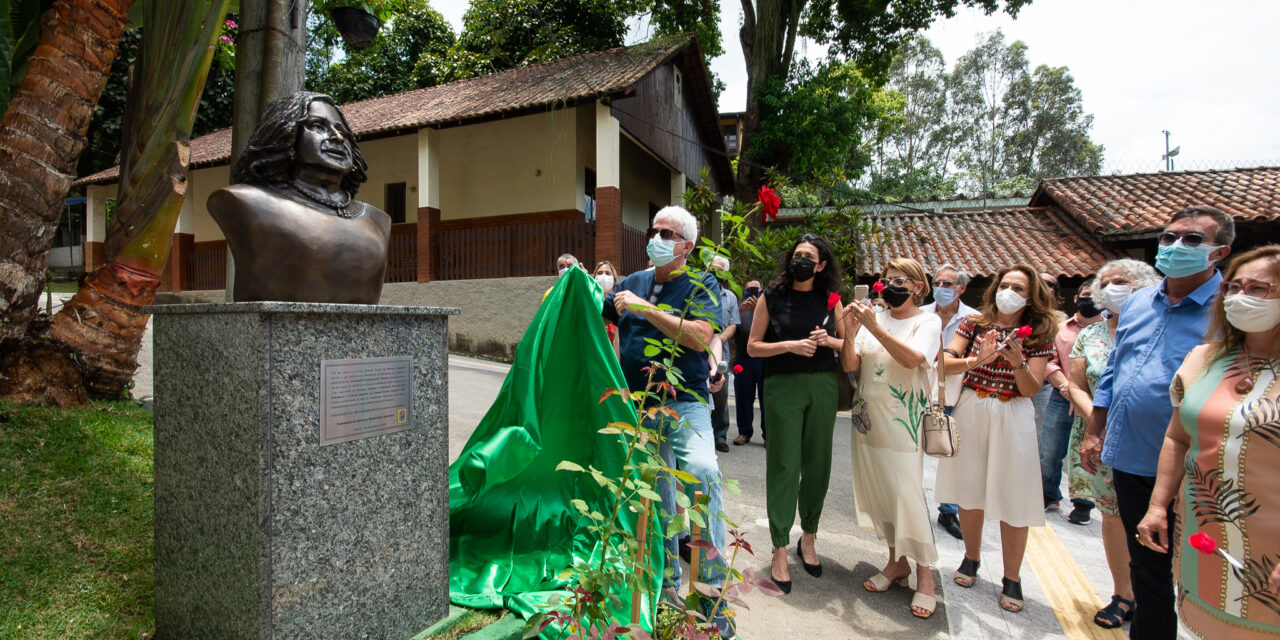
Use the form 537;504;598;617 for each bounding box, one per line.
47;0;231;400
0;0;134;342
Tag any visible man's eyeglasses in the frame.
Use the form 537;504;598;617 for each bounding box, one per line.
1220;278;1276;299
646;227;684;241
1158;231;1211;247
879;276;911;288
933;279;958;288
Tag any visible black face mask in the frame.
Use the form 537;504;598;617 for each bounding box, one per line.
1076;296;1102;318
882;284;912;308
788;256;817;282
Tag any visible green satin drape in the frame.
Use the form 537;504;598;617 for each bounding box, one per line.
447;267;663;636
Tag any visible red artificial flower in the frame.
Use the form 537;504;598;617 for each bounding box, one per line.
827;292;842;310
1188;532;1217;555
871;280;886;293
1015;325;1033;339
733;364;744;374
757;186;780;223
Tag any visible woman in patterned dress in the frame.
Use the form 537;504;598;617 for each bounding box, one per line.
935;264;1058;613
841;257;942;618
1137;245;1280;639
1064;259;1160;628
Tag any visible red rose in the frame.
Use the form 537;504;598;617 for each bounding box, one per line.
871;280;885;293
1188;532;1217;555
733;364;744;374
1015;325;1033;339
757;186;780;223
827;292;841;310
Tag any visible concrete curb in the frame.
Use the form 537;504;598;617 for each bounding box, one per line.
410;606;525;640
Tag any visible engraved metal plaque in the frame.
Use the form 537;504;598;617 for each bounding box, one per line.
320;356;413;445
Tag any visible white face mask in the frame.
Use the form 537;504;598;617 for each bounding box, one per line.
995;288;1027;315
1223;293;1280;333
1095;284;1134;314
594;273;615;291
558;267;570;277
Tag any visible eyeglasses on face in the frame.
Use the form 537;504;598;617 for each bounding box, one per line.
1220;278;1276;299
646;227;684;241
879;276;911;288
1158;230;1211;247
933;279;958;288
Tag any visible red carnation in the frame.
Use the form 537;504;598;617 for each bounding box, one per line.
1188;532;1217;555
827;292;841;310
733;364;744;374
872;280;885;293
1015;325;1033;339
757;186;780;223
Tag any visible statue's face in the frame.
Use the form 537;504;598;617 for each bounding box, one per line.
295;101;353;174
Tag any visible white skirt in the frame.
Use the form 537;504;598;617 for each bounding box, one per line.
934;389;1045;528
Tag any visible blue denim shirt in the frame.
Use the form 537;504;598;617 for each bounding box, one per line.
1096;272;1221;476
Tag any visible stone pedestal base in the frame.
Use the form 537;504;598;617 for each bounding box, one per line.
151;302;458;640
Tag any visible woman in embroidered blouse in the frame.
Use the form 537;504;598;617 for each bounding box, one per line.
841;257;942;619
1064;259;1160;628
1137;245;1280;639
935;264;1058;613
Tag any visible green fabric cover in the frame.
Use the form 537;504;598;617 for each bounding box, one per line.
448;267;662;635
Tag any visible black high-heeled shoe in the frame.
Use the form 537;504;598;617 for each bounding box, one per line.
769;571;792;594
796;543;822;577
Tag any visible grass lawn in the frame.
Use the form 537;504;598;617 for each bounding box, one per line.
43;281;79;294
0;400;154;639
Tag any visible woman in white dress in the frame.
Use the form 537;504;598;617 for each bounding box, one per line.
841;257;942;619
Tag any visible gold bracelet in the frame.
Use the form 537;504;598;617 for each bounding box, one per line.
1011;361;1028;371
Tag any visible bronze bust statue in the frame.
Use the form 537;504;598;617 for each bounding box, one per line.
209;91;391;304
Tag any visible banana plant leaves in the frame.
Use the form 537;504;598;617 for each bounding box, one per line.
448;267;663;634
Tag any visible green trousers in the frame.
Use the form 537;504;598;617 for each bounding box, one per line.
763;370;838;548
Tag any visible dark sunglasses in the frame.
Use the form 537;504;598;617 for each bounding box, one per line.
933;279;958;288
646;227;684;241
1158;231;1210;247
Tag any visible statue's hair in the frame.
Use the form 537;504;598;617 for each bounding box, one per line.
231;91;368;197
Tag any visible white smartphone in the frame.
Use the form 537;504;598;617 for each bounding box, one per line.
854;284;869;300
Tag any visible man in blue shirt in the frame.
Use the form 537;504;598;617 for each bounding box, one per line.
707;255;740;452
1081;205;1233;640
602;206;730;636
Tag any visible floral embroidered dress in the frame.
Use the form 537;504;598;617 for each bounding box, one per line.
1171;348;1280;639
1066;321;1118;515
850;311;942;566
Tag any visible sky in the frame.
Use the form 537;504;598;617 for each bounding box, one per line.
428;0;1280;175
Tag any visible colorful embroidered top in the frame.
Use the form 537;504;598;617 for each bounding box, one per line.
956;319;1053;398
1170;348;1280;640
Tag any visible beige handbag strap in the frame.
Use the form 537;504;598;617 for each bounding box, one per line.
913;338;947;408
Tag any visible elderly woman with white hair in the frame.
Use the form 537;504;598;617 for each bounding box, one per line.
1064;258;1160;629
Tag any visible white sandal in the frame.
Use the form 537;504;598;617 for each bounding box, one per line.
864;572;909;592
911;591;937;619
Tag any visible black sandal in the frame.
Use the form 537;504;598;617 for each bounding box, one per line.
999;577;1024;613
1094;594;1135;629
954;557;980;588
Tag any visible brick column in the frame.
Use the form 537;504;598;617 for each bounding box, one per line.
595;101;622;271
594;186;622;268
168;233;193;292
416;207;439;282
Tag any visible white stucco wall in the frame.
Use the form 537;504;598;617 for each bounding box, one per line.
359;135;419;221
619;136;672;231
191;165;230;241
438;108;580;220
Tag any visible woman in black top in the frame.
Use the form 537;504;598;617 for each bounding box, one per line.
747;234;845;593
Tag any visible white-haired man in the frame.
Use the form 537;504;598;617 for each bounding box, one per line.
601;205;731;637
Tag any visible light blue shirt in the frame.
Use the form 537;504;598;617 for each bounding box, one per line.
1096;272;1222;476
718;287;740;363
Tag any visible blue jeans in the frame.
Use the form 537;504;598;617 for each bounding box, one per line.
650;399;727;588
1038;391;1091;506
732;356;765;440
938;405;957;516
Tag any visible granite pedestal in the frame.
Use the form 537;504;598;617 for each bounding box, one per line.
150;302;458;640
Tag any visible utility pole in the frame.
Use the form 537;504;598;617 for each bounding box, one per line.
1162;130;1180;172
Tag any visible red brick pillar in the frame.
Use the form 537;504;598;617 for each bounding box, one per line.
416;206;439;282
168;233;193;292
594;186;621;269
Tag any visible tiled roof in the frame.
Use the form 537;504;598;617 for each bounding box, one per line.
1031;166;1280;236
77;34;715;186
859;206;1122;278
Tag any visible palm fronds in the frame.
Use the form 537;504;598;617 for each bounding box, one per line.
1188;461;1259;532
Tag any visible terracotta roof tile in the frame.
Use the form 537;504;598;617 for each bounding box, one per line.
76;34;699;186
1031;166;1280;236
859;206;1122;278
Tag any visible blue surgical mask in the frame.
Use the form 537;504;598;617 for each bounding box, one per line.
646;236;678;267
933;287;957;307
1155;239;1219;278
